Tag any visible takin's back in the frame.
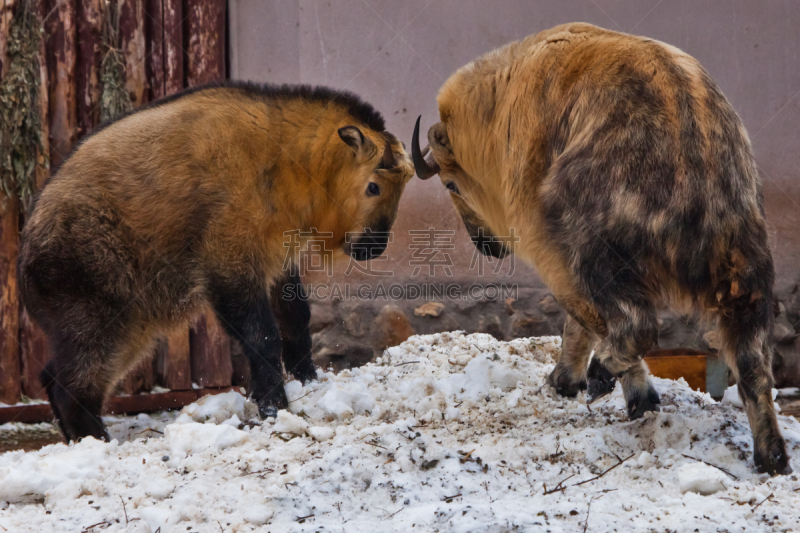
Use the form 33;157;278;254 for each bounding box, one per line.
439;23;770;307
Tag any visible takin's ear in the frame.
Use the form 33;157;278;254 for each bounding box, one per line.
428;122;453;155
338;126;376;157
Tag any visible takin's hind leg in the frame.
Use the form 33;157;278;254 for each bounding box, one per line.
548;315;595;397
717;297;791;475
587;303;660;419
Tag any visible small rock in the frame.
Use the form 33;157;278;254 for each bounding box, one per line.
478;314;504;340
414;301;445;318
703;330;721;351
343;307;372;337
510;313;549;338
309;302;336;333
420;459;439;471
539;294;561;315
161;455;169;462
375;305;415;349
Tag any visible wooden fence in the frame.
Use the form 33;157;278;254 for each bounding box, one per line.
0;0;244;412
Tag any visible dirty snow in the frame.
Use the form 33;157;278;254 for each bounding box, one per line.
1;332;799;532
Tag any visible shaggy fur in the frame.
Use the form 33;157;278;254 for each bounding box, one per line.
415;23;790;475
20;82;413;442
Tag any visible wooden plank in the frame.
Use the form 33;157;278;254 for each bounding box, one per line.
0;386;241;424
119;0;146;106
183;0;228;390
185;0;225;87
230;337;251;390
75;0;102;134
163;0;182;95
45;0;77;168
145;0;165;100
19;310;48;399
121;355;157;394
152;0;193;381
115;0;149;393
0;0;15;76
190;311;232;388
0;0;21;405
156;328;192;390
0;198;20;406
18;0;51;401
645;354;707;393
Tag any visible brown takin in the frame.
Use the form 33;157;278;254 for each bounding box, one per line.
20;82;413;442
413;23;792;475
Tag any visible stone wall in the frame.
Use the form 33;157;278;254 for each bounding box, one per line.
306;289;800;387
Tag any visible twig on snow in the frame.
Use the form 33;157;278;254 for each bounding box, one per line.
386;507;404;519
459;449;476;464
296;514;315;522
135;428;164;435
81;522;110;532
395;361;420;366
574;453;635;487
544;473;576;495
119;495;128;524
751;492;774;512
582;494;604;533
680;454;739;480
241;468;274;477
442;493;462;502
288;388;317;403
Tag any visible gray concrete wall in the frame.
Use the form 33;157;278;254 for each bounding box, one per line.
229;0;800;384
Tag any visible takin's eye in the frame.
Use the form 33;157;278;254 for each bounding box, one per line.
445;182;460;195
367;182;381;197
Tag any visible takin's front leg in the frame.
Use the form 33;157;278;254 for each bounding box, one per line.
270;273;317;384
209;277;288;418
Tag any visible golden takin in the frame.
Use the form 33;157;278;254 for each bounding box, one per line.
20;82;413;442
412;23;791;475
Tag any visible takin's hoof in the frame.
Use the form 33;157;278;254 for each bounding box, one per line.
254;389;289;419
587;358;616;404
626;384;661;420
547;368;587;398
260;405;280;419
754;440;793;476
293;369;318;386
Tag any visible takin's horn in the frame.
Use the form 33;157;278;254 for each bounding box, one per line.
412;115;440;180
382;138;395;168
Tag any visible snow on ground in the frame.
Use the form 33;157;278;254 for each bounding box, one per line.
1;332;800;533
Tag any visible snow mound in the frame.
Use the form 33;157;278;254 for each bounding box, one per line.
1;332;799;533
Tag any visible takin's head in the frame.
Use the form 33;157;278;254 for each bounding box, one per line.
411;116;510;259
334;125;414;262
